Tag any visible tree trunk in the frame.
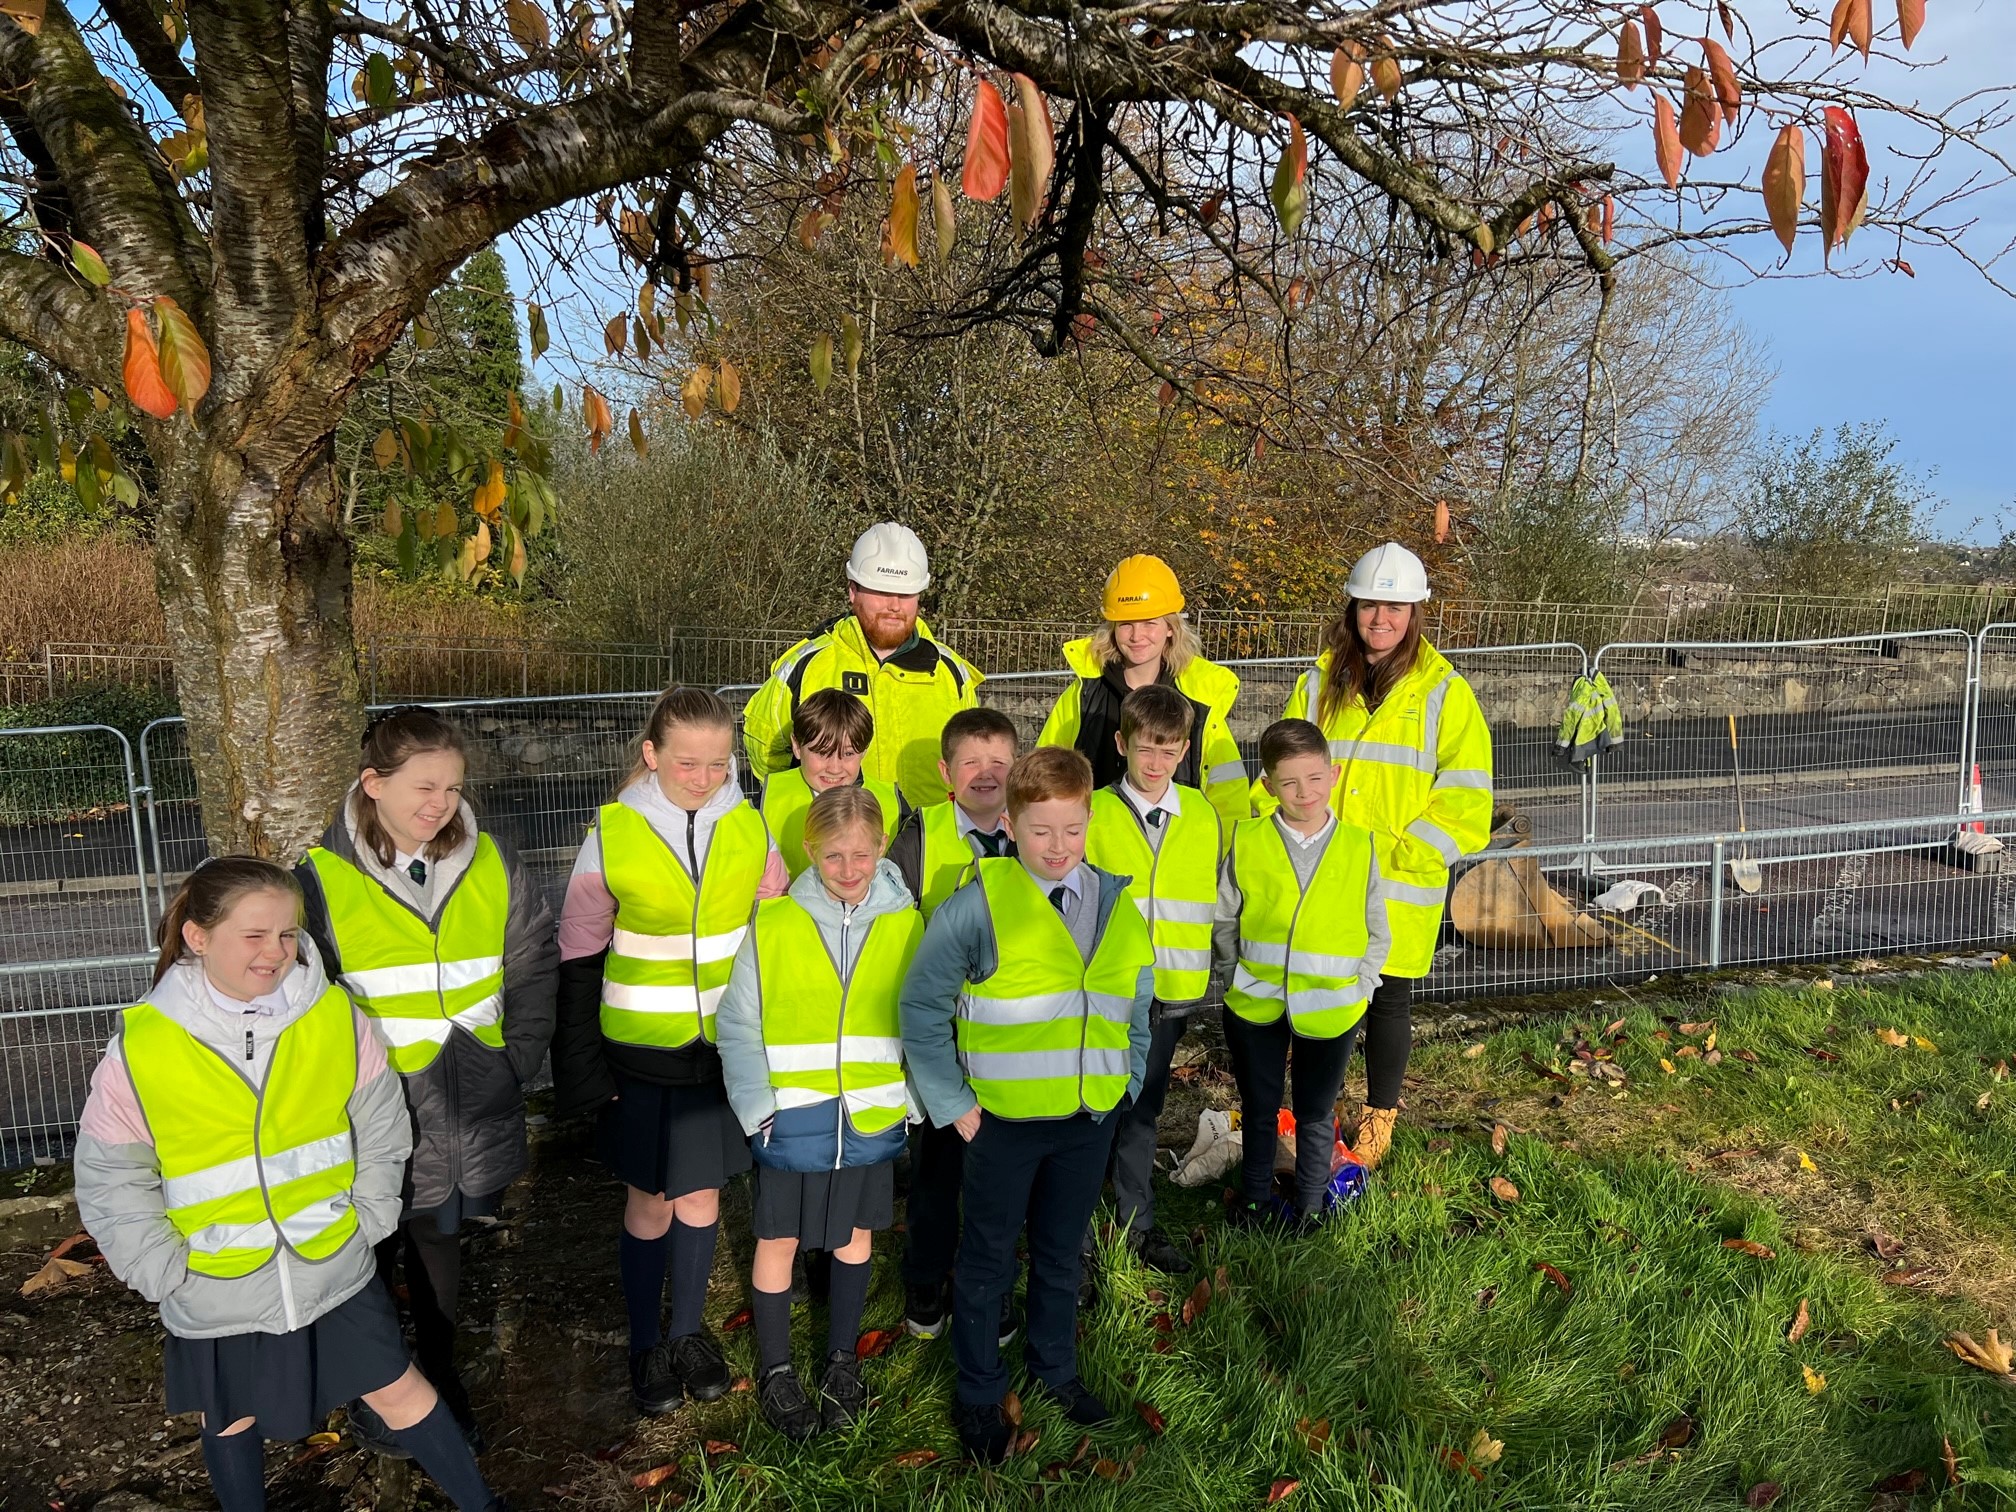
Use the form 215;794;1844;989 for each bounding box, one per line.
152;419;363;860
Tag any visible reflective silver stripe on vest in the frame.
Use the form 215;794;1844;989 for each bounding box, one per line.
1155;946;1212;973
1208;760;1249;785
1230;964;1278;999
601;980;728;1016
764;1036;905;1072
451;993;503;1031
612;925;748;965
1236;938;1365;979
1432;768;1492;790
844;1083;910;1110
1379;878;1447;908
1140;898;1215;926
372;1015;454;1049
1287;986;1370;1014
160;1130;353;1211
1406;817;1462;865
276;1190;354;1247
962;1046;1131;1082
1329;737;1434;771
957;989;1087;1027
189;1216;280;1253
343;954;502;998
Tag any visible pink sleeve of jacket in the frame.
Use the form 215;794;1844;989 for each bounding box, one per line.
77;1049;150;1148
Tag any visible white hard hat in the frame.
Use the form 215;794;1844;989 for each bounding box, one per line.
1345;542;1431;603
846;521;931;594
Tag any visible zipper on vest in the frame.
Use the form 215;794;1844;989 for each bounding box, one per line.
244;1029;255;1063
686;809;705;1037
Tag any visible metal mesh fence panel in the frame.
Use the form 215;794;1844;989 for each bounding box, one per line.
0;725;152;965
1974;625;2016;817
1590;631;1974;846
365;638;671;701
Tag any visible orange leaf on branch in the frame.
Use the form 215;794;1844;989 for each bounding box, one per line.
1762;123;1805;256
1007;74;1055;230
884;162;920;267
1329;41;1364;102
153;297;211;409
1678;67;1720;156
961;80;1009;201
1818;105;1869;261
1897;0;1924;49
1829;0;1872;57
1640;4;1664;62
123;308;177;418
1617;21;1645;87
1702;38;1741;123
1652;95;1683;187
1370;40;1402;99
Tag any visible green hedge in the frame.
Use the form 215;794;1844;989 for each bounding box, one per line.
0;682;183;824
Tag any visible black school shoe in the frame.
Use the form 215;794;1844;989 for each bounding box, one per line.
904;1281;948;1339
1225;1198;1280;1232
668;1329;732;1402
1025;1374;1112;1425
630;1343;683;1416
817;1349;867;1431
1131;1225;1196;1275
953;1400;1013;1464
757;1364;821;1441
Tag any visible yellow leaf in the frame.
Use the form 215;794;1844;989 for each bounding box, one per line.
681;365;711;420
1798;1151;1817;1173
1704;1030;1717;1053
809;333;834;394
1487;1176;1519;1203
628;408;648;458
1946;1330;2015;1376
472;458;506;520
1876;1028;1909;1048
1913;1037;1939;1053
433;498;456;538
1329;41;1365;102
508;526;527;585
382;497;403;537
932;171;957;264
1007;74;1055;231
884;162;920;267
504;0;549;52
1467;1429;1504;1467
1803;1364;1827;1395
372;428;399;468
1660;1058;1676;1075
841;313;863;377
0;0;46;37
473;518;491;562
716;360;742;415
153;296;211;409
604;312;627;357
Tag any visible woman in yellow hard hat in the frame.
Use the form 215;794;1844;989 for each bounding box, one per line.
1037;555;1250;833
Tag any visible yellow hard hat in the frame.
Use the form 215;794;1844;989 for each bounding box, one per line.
1102;555;1186;621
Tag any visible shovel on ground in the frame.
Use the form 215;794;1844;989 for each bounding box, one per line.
1725;714;1763;895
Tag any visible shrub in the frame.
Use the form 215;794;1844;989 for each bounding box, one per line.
0;682;183;822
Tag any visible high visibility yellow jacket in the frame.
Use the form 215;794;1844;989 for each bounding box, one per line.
759;768;904;879
742;616;982;808
1265;639;1492;976
121;982;360;1279
1085;785;1219;1006
1223;816;1384;1040
1038;639;1250;834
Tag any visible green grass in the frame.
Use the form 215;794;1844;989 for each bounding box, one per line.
615;974;2016;1510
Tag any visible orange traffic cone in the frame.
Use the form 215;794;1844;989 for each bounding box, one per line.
1967;763;1987;835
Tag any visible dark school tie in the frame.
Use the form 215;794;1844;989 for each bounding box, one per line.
407;858;427;885
1049;885;1067;914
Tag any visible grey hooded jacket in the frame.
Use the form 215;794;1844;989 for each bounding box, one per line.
297;791;558;1210
73;945;410;1339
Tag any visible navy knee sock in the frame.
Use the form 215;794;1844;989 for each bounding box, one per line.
826;1257;872;1358
619;1229;669;1354
752;1284;794;1374
201;1428;266;1512
666;1217;720;1339
388;1398;494;1512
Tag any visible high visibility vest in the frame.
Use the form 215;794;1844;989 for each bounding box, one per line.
121;984;359;1279
954;859;1153;1120
760;768;902;879
304;840;508;1074
1225;817;1381;1040
751;897;921;1135
916;801;998;920
1036;639;1251;836
1269;639;1492;976
598;800;770;1050
1085;785;1218;1005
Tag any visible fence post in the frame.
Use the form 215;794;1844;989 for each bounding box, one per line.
1964;628;1986;815
1707;841;1726;968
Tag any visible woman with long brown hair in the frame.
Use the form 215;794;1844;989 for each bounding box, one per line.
1270;543;1493;1168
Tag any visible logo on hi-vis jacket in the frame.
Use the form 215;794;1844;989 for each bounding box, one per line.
842;671;870;695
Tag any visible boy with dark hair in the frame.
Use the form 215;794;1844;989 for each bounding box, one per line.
1213;718;1388;1231
760;689;904;879
901;747;1155;1462
1082;684;1222;1276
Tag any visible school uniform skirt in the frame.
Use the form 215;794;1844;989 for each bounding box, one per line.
751;1162;896;1251
597;1075;752;1199
164;1277;410;1440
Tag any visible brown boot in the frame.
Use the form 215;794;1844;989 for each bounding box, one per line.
1355;1106;1399;1171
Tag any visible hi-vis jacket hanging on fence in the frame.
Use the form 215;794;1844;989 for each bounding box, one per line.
1553;673;1623;764
743;616;983;809
1267;639;1493;976
952;859;1154;1120
123;979;360;1279
1221;816;1389;1039
596;799;770;1050
1038;638;1251;834
1085;785;1219;1006
760;767;904;878
299;795;556;1211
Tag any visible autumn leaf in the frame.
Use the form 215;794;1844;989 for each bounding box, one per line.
1439;1448;1484;1482
856;1328;898;1359
1762;124;1804;255
1532;1261;1572;1296
1491;1122;1508;1156
1003;1389;1023;1426
889;1447;938;1469
527;302;548;359
507;522;527;584
153;297;211;408
932;172;956;263
1678;67;1720;156
1135;1401;1166;1435
473;458;505;519
1660;1056;1677;1075
1489;1176;1520;1202
603;312;627;357
633;316;651;362
1618;20;1645;87
1297;1417;1331;1455
1652;95;1683;187
504;0;549;51
1182;1276;1211;1325
1723;1238;1776;1258
1600;194;1616;242
1468;1429;1505;1467
680;366;711;420
1330;41;1364;102
1897;0;1924;49
582;385;612;452
1881;1267;1932;1286
1746;1483;1782;1507
1914;1036;1939;1053
841;312;863;376
70;239;110;286
809;333;834;394
1370;41;1402;99
1008;74;1055;230
1641;5;1664;61
1093;1458;1121;1480
0;0;44;35
1829;0;1872;57
629;1463;680;1490
702;1439;739;1458
1157;380;1176;409
885;162;921;267
18;1255;93;1297
1434;498;1450;543
962;80;1010;201
1876;1027;1910;1047
1657;1414;1695;1450
1012;1429;1039;1456
1943;1436;1961;1486
1945;1330;2014;1377
1267;1477;1301;1504
1703;37;1741;123
122;308;177;419
1787;1297;1810;1344
716;360;742;414
1269;115;1309;237
372;427;400;469
627;408;647;459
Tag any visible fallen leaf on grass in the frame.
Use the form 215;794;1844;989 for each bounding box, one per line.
1215;1265;1231;1300
630;1463;681;1490
1491;1123;1508;1155
703;1440;738;1458
1679;1020;1714;1036
1914;1037;1939;1053
1438;1447;1485;1481
1427;1138;1452;1154
1488;1176;1520;1202
1881;1268;1932;1287
856;1328;899;1359
1657;1414;1695;1450
1978;1092;1993;1111
1004;1389;1024;1426
720;1307;754;1332
1869;1229;1905;1260
1798;1151;1818;1173
1475;1285;1499;1311
1745;1484;1782;1508
1675;1046;1700;1060
1787;1298;1810;1343
1068;1432;1094;1469
1012;1429;1040;1456
1151;1338;1173;1354
1945;1330;2014;1376
18;1257;93;1297
1182;1276;1212;1325
729;1375;753;1392
1660;1058;1677;1075
889;1449;939;1469
1462;1043;1486;1059
1092;1457;1121;1480
1297;1416;1331;1454
1135;1401;1166;1435
1532;1261;1572;1296
1267;1477;1302;1503
1733;1049;1761;1064
1603;1017;1627;1038
1806;1047;1841;1062
1874;1469;1926;1494
1876;1027;1910;1048
1723;1238;1776;1259
1803;1364;1827;1394
1468;1429;1505;1466
1151;1311;1174;1333
1944;1436;1961;1486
